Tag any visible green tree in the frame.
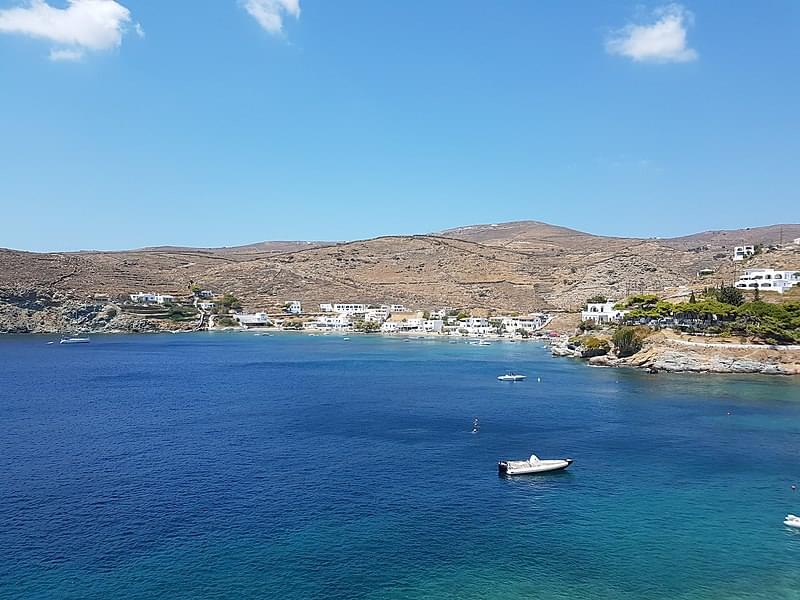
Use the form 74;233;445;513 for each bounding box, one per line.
354;320;381;333
613;326;644;357
717;285;744;306
586;295;607;304
219;293;242;311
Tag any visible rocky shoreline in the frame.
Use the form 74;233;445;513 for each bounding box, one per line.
3;292;799;376
550;332;800;376
0;291;199;335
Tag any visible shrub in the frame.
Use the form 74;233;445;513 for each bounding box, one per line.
613;326;644;357
581;336;610;358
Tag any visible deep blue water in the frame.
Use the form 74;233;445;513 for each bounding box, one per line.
1;332;799;599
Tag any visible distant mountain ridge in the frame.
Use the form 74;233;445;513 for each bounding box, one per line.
1;221;798;317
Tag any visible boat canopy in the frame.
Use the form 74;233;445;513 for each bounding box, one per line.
529;454;540;464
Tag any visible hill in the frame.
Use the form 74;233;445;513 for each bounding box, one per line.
1;222;798;332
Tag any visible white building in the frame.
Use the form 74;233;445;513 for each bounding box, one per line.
309;314;352;330
793;237;800;246
129;292;176;305
198;301;216;311
380;321;400;333
320;303;334;312
423;319;444;333
733;245;755;261
500;313;549;333
234;312;271;327
380;312;426;333
389;304;408;313
285;301;302;314
364;307;390;323
333;303;367;315
461;317;495;335
581;301;626;324
735;269;800;294
130;292;157;303
197;290;214;298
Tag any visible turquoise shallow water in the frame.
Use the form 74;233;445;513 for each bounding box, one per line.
1;332;799;599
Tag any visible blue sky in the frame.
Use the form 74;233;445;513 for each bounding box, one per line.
0;1;798;251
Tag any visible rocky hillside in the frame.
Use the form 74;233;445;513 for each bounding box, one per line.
1;221;798;333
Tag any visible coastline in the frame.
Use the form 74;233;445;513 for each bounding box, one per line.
549;331;800;376
3;298;798;376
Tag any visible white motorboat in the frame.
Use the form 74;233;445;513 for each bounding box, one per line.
785;514;800;529
497;372;527;381
498;454;573;476
478;340;491;346
59;337;90;344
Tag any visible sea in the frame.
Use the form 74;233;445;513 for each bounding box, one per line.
1;332;799;599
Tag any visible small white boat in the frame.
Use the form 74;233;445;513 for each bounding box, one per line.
497;372;527;382
499;454;573;476
59;337;90;344
785;514;800;529
478;340;491;346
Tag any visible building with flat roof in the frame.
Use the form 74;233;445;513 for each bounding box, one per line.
735;269;799;294
581;301;626;324
733;245;755;261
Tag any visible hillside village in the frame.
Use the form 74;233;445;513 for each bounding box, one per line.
0;223;797;361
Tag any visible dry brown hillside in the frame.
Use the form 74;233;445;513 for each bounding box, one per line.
1;222;797;314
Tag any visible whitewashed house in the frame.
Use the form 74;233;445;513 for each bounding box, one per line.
234;312;271;327
581;301;626;324
333;303;367;315
310;314;352;330
364;307;390;323
461;317;495;335
423;319;444;333
320;303;334;312
129;292;157;303
733;245;755;261
381;312;426;333
735;269;800;294
129;292;175;305
198;301;216;311
500;313;549;333
285;301;302;314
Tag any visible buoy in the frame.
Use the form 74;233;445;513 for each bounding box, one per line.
537;377;541;382
792;484;797;491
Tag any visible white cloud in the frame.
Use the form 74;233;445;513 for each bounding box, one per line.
241;0;300;35
0;0;141;60
606;4;698;63
49;47;84;61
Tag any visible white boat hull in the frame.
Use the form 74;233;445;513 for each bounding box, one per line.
499;458;573;476
60;338;90;344
497;375;526;381
785;515;800;529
